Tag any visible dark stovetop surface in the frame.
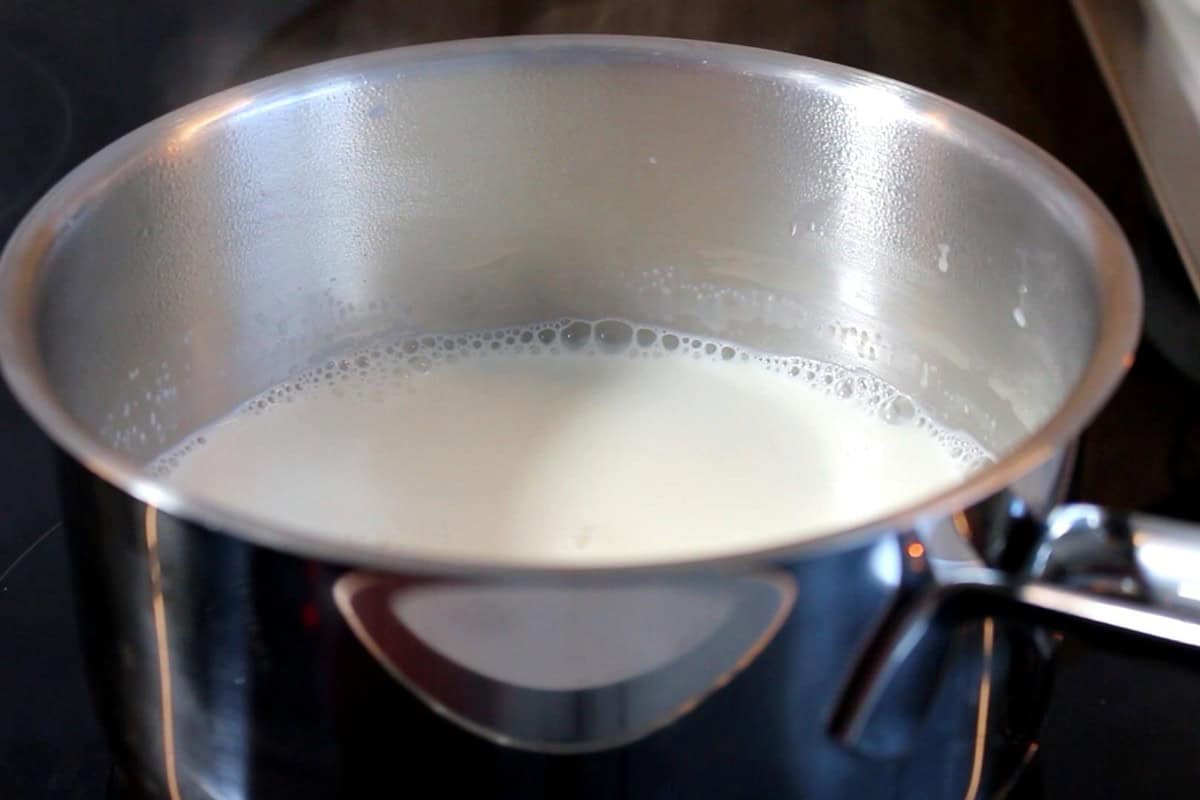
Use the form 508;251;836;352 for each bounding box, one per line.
4;1;1200;798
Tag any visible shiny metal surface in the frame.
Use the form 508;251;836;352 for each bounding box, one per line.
832;503;1200;760
60;454;1051;799
332;569;798;752
1073;0;1200;300
0;36;1163;798
0;36;1139;573
1034;504;1200;621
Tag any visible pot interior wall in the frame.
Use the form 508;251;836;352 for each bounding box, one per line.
28;42;1100;465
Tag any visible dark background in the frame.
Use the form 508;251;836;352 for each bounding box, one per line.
3;1;1200;797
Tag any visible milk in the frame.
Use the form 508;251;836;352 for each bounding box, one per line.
152;320;988;565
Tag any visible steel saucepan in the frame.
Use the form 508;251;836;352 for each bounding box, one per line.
1;36;1194;799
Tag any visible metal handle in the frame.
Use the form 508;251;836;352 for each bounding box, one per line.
1032;504;1200;619
831;503;1200;757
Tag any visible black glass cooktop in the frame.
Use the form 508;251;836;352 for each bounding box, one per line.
4;1;1200;797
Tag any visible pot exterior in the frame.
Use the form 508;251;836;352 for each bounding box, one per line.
2;36;1133;800
61;446;1067;799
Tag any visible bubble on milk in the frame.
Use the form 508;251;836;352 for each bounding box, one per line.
148;317;993;476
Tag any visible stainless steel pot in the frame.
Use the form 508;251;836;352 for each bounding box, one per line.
1;36;1194;799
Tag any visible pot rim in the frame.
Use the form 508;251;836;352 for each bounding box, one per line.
0;35;1143;576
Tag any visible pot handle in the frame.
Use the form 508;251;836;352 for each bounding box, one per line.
830;503;1200;755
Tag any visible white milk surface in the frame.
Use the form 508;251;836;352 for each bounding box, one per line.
152;320;988;565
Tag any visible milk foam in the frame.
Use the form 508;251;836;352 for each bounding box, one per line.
150;319;991;564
